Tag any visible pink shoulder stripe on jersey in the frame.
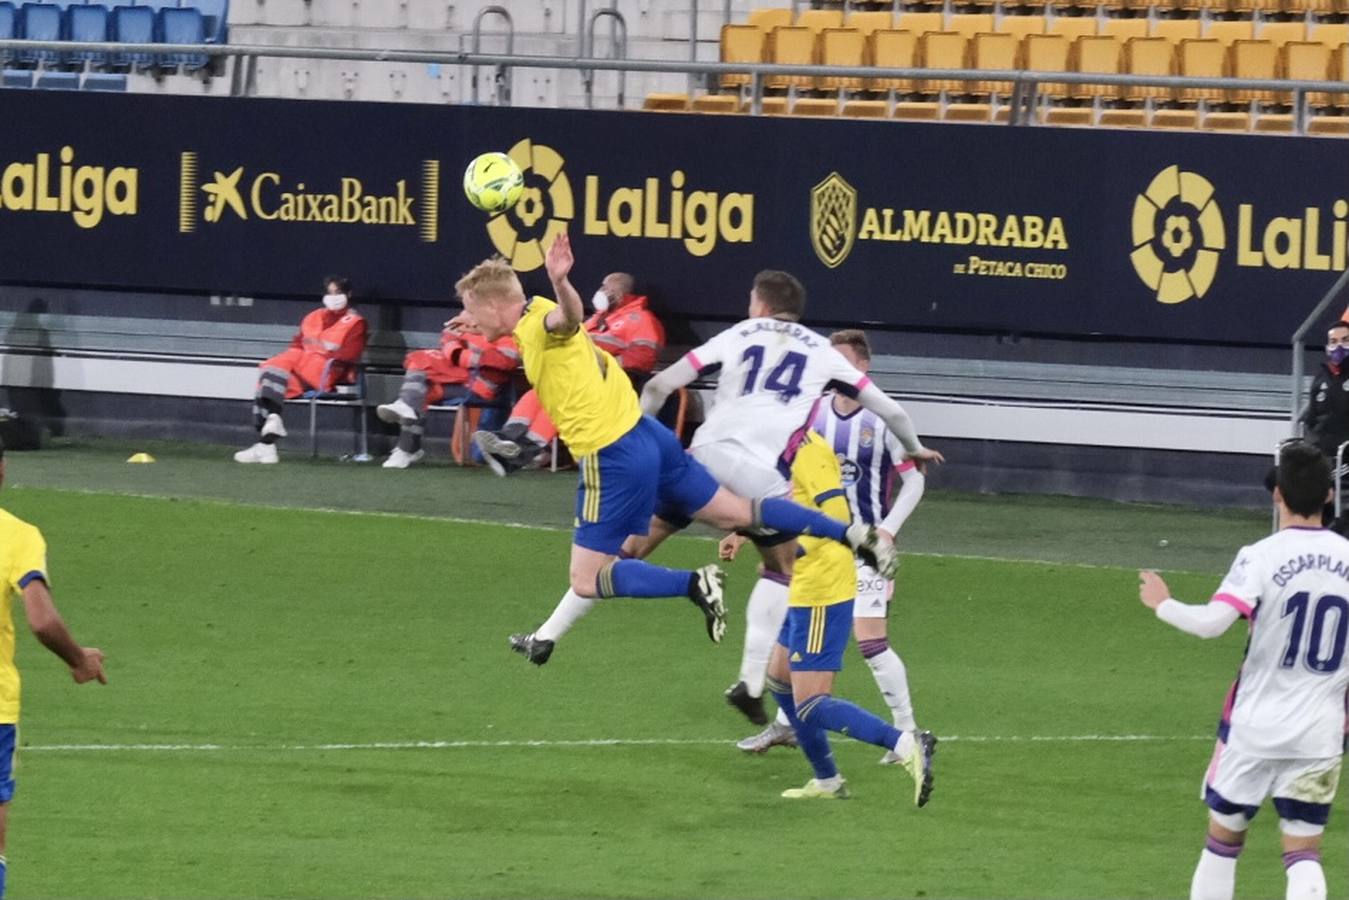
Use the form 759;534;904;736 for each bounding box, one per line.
685;351;704;371
895;460;917;473
1213;593;1253;618
855;375;873;392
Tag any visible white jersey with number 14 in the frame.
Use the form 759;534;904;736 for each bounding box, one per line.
1211;527;1349;759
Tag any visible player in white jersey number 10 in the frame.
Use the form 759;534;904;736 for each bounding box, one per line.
1139;440;1349;900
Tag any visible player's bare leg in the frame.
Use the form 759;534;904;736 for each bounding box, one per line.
1190;814;1247;900
691;487;899;577
619;516;682;561
509;544;727;666
854;616;919;763
726;540;795;726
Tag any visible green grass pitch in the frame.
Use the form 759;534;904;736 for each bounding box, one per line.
0;441;1343;899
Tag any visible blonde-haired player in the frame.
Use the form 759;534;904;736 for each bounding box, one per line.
459;234;899;666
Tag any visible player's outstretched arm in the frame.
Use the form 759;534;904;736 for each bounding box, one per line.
880;468;925;540
640;357;699;416
543;232;584;335
1138;569;1240;639
21;581;106;684
856;383;943;464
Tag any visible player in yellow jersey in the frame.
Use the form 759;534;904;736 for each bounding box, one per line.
763;427;937;805
0;436;106;898
461;232;898;667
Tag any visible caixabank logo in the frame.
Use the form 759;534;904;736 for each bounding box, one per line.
1130;164;1349;304
178;152;441;242
488;138;755;272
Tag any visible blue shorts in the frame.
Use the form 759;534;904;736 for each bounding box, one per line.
574;415;720;555
777;601;854;672
0;724;17;803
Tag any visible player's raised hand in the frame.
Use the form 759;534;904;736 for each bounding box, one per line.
913;448;945;472
545;230;574;283
71;647;107;684
719;533;747;561
1138;570;1170;610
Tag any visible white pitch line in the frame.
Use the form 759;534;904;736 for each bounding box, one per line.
23;735;1214;753
13;485;1229;576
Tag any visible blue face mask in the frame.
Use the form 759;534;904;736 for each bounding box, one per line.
1329;345;1349;366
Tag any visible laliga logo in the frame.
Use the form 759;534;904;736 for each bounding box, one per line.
1129;165;1225;304
491;138;755;273
487;139;574;272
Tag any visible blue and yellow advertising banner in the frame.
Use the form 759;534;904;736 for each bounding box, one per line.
0;88;1346;342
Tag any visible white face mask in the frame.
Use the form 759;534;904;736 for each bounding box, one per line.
591;290;610;312
323;293;348;312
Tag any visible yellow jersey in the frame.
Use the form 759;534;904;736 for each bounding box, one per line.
787;432;857;609
0;508;48;722
514;296;642;457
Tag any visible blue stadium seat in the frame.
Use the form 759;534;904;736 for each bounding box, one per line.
0;3;16;64
2;68;32;87
110;4;153;68
133;0;175;14
35;69;79;87
81;70;125;88
66;3;109;66
159;5;206;69
17;3;64;65
183;0;223;43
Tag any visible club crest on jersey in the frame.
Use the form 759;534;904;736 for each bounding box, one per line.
859;427;875;449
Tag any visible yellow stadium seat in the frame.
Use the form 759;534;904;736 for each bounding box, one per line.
792;97;840;116
999;15;1046;44
720;24;765;88
691;94;740;113
1309;114;1349;134
869;29;919;93
1151;107;1200;127
820;28;867;90
1258;21;1306;49
970;31;1019;94
1325;44;1349;108
950;13;995;39
1206;20;1254;47
920;31;970;93
1072;35;1123;99
841;99;890;117
893;100;942;119
1176;38;1227;102
1044;107;1095;125
1024;33;1072;98
1151;18;1202;45
1102;18;1149;42
896;12;945;37
746;8;792;32
765;25;817;90
945;102;994;120
796;9;844;34
1254;112;1294;131
1284;40;1332;106
1122;36;1175;99
1229;39;1278;103
846;10;894;36
1203;110;1251;129
1309;23;1349;48
1049;16;1098;41
760;96;790;115
1098;108;1150;125
643;93;689;111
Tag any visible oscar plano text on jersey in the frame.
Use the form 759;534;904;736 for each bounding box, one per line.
0;90;1346;344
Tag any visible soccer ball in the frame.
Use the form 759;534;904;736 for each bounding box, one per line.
463;152;524;214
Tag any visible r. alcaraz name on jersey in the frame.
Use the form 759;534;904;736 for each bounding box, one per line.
1210;527;1349;760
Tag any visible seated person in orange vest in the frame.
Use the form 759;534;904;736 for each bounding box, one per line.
375;310;520;469
234;277;368;465
483;272;664;472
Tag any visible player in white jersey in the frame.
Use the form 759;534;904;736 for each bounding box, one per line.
735;330;929;760
1139;441;1349;900
638;272;942;725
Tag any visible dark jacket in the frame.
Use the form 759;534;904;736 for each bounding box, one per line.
1302;362;1349;458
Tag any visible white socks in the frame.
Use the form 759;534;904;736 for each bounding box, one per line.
535;589;597;642
1191;847;1239;900
738;576;789;697
864;647;917;731
1285;858;1326;900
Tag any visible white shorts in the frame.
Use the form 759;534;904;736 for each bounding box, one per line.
690;441;789;502
1204;740;1342;825
852;561;893;619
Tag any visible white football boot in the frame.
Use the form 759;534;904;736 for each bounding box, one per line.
382;448;425;469
234;442;279;464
